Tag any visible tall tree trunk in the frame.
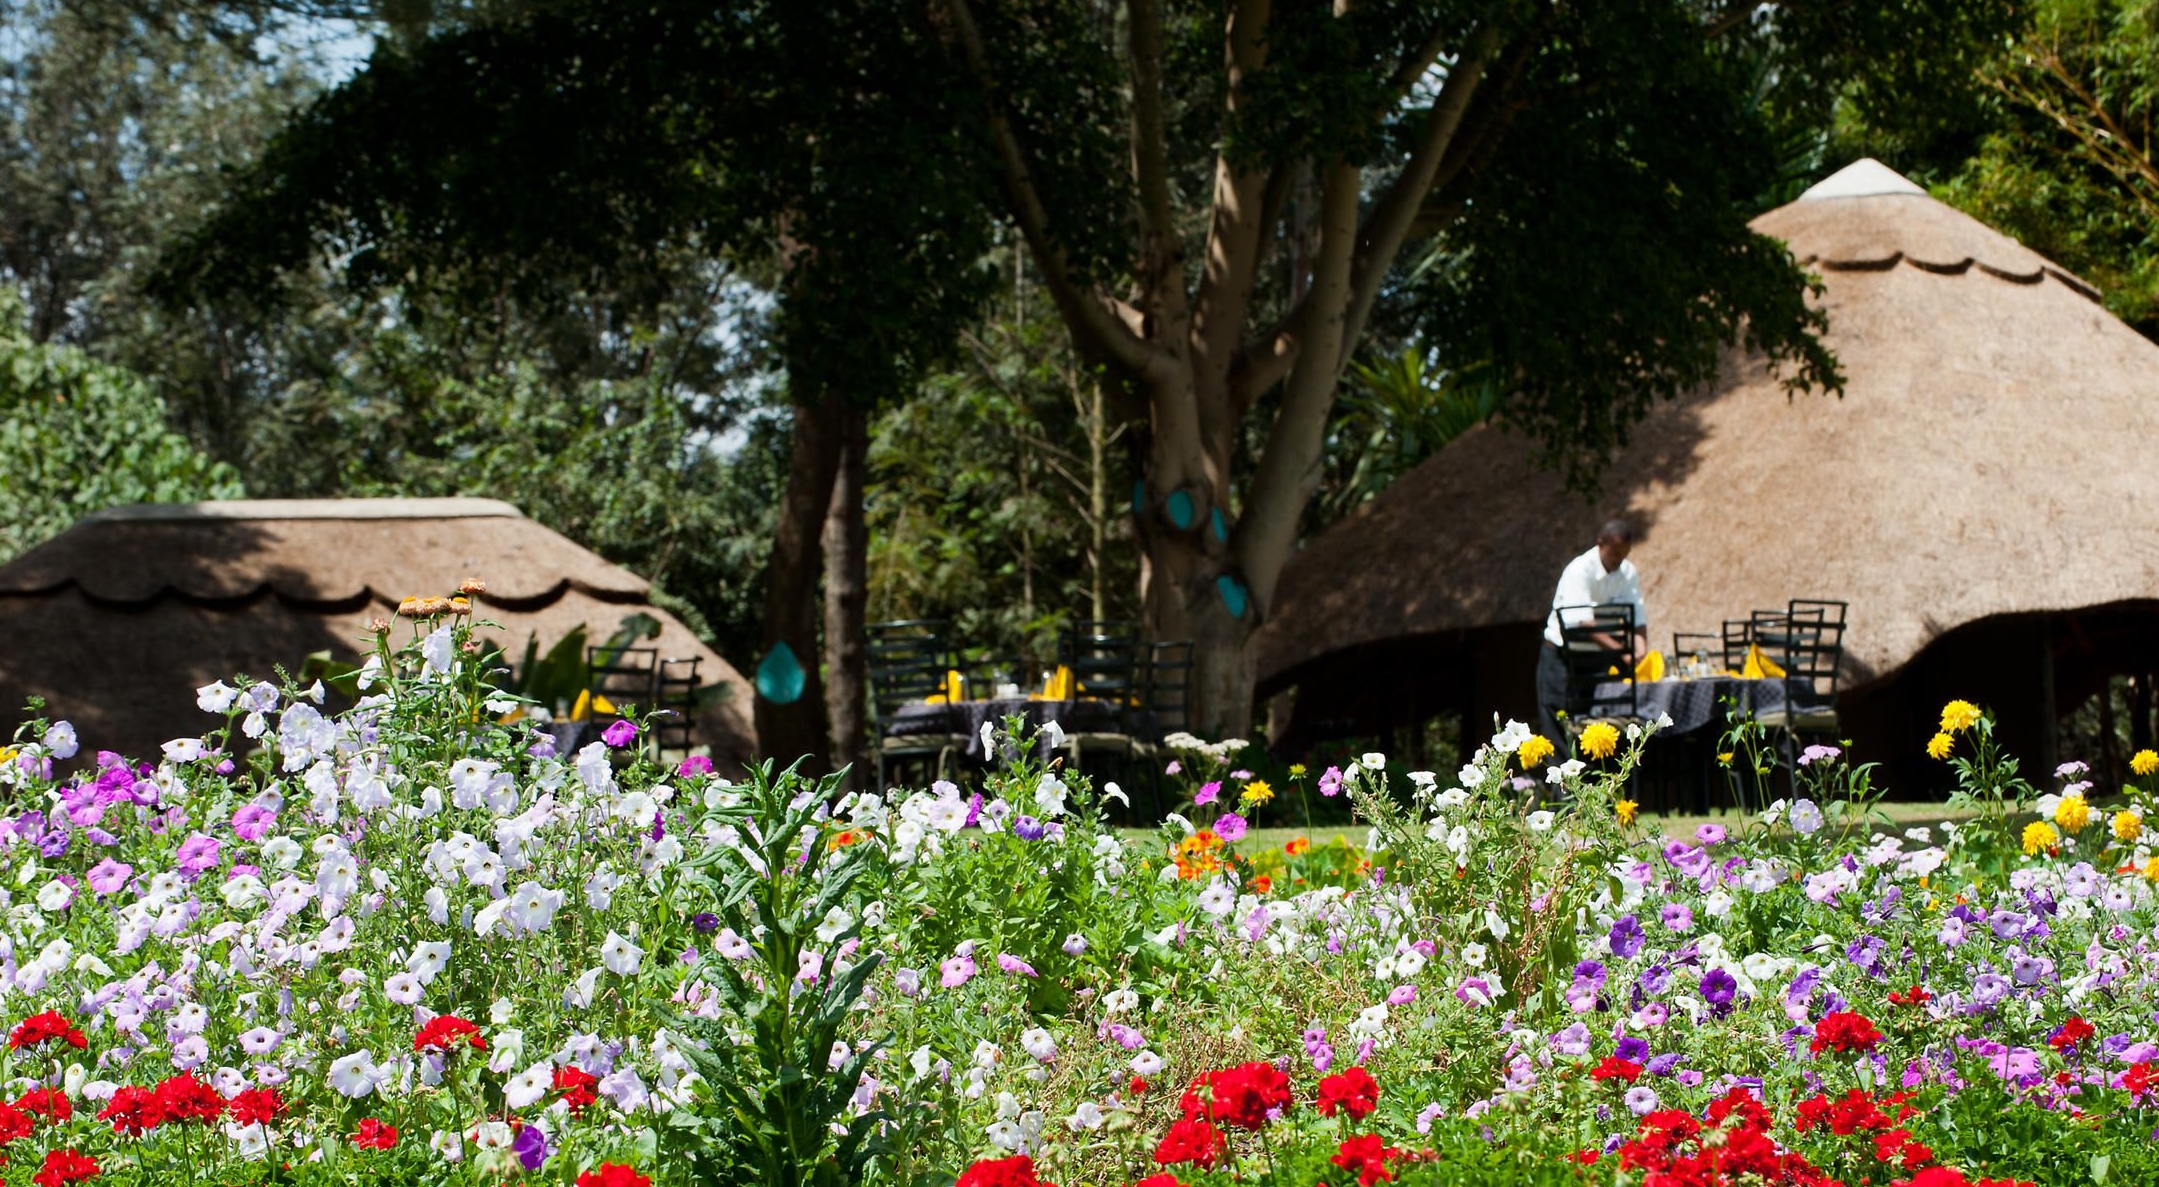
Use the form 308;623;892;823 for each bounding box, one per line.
755;395;845;771
823;402;871;789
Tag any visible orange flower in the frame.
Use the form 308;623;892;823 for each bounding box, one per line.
1285;837;1311;857
828;829;865;851
1250;874;1273;895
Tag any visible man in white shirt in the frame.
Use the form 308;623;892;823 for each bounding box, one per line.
1536;519;1647;741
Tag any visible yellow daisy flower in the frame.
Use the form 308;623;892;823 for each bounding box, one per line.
1579;721;1622;761
1240;779;1274;806
2133;749;2159;778
1615;799;1638;827
2020;820;2059;856
1939;699;1982;733
1925;732;1954;761
2053;791;2091;835
2114;810;2144;842
1516;734;1556;768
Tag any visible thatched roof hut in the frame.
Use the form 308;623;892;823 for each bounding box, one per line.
0;498;757;766
1255;160;2159;783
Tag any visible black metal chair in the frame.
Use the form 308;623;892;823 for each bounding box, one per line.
1756;599;1846;744
1672;632;1720;675
1141;640;1192;738
868;620;966;787
1556;603;1642;729
586;645;657;743
1720;619;1757;672
653;656;703;757
1054;620;1146;774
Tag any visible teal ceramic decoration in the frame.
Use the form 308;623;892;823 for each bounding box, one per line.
1210;507;1228;542
1165;488;1196;530
756;641;807;704
1130;480;1146;518
1216;574;1248;619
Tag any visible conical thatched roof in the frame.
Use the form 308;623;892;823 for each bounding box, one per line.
1256;160;2159;771
0;499;756;766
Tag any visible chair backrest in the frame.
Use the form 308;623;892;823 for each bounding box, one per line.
1672;632;1719;670
1141;640;1192;736
867;619;952;721
1720;619;1755;671
1059;619;1142;703
1557;604;1638;719
1778;598;1847;704
587;645;658;726
653;656;702;753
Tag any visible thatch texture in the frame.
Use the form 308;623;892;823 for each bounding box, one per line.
1255;160;2159;776
0;499;756;766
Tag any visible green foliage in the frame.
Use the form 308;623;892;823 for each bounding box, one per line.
0;296;244;561
671;760;887;1187
1310;349;1498;529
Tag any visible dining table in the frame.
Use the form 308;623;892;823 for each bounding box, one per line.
1589;674;1808;735
883;697;1154;760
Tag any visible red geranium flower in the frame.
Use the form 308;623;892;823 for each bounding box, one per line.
30;1148;98;1187
1316;1066;1381;1119
1811;1011;1884;1056
1888;985;1933;1007
955;1154;1055;1187
1330;1133;1406;1187
2048;1016;2096;1054
96;1086;163;1136
229;1087;285;1128
576;1165;654;1187
2125;1061;2159;1098
151;1073;223;1127
14;1087;70;1124
351;1118;399;1149
413;1015;486;1054
0;1103;34;1145
1590;1056;1644;1084
8;1011;86;1051
1152;1116;1225;1168
1132;1177;1188;1187
554;1065;600;1114
1178;1061;1292;1130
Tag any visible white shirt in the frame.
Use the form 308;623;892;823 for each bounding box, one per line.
1543;546;1646;646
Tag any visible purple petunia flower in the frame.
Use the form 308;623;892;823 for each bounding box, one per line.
996;954;1037;978
602;719;638;748
512;1122;553;1171
1700;968;1738;1007
1319;765;1343;796
1011;816;1046;842
1214;813;1248;842
1609;914;1645;959
692;912;720;934
676;754;714;778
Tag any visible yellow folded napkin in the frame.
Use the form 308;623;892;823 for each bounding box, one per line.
568;689;618;722
1634;649;1665;682
1740;644;1786;679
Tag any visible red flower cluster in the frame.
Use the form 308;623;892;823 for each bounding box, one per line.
2046;1015;2096;1054
0;1103;34;1145
229;1088;284;1128
95;1073;225;1135
30;1148;98;1187
955;1154;1056;1187
577;1165;654;1187
1887;985;1933;1007
1152;1117;1226;1168
8;1012;86;1052
1178;1061;1292;1131
414;1015;487;1054
1130;1177;1188;1187
1619;1088;1838;1187
2125;1061;2158;1098
14;1087;70;1124
555;1065;600;1114
1810;1011;1884;1056
1793;1088;1918;1139
1330;1133;1406;1187
1590;1056;1645;1084
1316;1066;1380;1119
352;1118;399;1149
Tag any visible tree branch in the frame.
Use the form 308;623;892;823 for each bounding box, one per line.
1128;0;1182;324
936;0;1175;383
1190;0;1273;418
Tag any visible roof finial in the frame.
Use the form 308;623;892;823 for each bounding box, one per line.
1799;158;1926;201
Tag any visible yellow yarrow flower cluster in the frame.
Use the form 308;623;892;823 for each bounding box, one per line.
2143;858;2159;886
1925;732;1954;761
2115;810;2145;842
1939;700;1982;733
1240;780;1274;806
2053;791;2091;834
1579;721;1622;761
2020;820;2059;856
2133;749;2159;778
1615;798;1638;826
1516;734;1556;768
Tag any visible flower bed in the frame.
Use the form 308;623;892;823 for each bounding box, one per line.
0;608;2152;1185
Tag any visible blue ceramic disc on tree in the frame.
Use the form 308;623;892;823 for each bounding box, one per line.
1165;488;1196;530
756;641;807;704
1216;574;1249;619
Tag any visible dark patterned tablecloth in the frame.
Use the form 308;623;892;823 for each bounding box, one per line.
1589;676;1804;735
883;698;1151;759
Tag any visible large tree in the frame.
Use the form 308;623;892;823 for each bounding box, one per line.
155;1;995;773
928;0;2013;737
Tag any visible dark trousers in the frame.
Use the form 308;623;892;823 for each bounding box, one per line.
1535;640;1569;743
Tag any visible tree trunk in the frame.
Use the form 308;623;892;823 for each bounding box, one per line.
823;402;871;789
755;396;845;771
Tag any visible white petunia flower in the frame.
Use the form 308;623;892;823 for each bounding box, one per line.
600;931;645;976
